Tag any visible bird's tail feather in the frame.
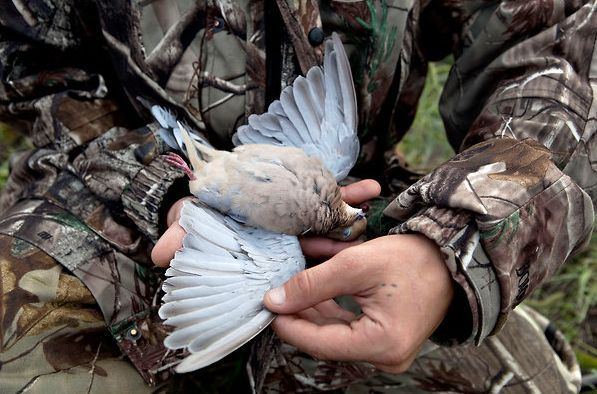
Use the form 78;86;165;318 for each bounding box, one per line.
179;122;207;172
138;98;214;165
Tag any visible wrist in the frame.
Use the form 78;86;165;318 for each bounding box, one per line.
121;156;188;242
409;232;455;312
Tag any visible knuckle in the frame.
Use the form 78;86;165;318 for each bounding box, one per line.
293;271;315;295
389;357;408;372
372;346;412;373
394;356;415;373
393;343;410;363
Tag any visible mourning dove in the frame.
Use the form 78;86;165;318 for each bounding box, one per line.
152;33;362;372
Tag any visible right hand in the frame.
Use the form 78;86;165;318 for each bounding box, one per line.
264;233;453;373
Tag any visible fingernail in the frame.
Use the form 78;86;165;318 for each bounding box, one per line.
267;286;286;305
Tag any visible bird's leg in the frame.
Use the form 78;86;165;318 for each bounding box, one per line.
165;152;196;180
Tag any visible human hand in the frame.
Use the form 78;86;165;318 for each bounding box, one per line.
263;234;454;373
151;179;381;267
151;196;195;267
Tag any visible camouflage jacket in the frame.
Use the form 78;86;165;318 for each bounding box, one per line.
0;0;595;391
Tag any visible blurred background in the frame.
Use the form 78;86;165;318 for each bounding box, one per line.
0;60;595;383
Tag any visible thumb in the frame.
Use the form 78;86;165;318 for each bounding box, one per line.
263;252;367;314
340;179;381;205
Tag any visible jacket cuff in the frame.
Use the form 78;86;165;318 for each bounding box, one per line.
121;155;187;242
386;205;501;345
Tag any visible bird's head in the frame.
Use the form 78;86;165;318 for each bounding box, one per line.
325;202;367;241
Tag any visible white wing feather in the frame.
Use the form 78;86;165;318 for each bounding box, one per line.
156;32;358;374
160;201;305;373
233;32;358;181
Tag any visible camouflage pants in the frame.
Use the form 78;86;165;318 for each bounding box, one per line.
0;210;581;393
260;306;581;393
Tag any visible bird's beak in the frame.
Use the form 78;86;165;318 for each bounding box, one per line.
326;215;367;241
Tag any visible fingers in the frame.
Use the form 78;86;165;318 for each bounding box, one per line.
264;250;370;314
296;303;355;326
296;300;356;325
269;235;450;372
299;237;362;259
340;179;381;206
372;352;420;374
151;222;186;267
271;314;384;361
166;196;195;227
153;197;196;266
313;299;357;322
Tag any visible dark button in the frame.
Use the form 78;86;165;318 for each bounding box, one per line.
212;16;225;33
308;27;325;46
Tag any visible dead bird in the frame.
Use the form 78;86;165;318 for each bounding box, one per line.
153;33;363;372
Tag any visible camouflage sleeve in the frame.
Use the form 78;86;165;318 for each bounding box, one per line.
0;1;186;242
0;234;154;392
384;0;596;344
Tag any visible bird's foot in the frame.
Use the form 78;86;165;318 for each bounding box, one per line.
165;152;196;180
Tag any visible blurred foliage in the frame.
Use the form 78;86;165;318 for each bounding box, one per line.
0;123;27;194
526;236;597;372
396;61;454;172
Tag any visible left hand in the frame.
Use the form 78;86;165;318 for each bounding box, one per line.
152;196;195;267
263;234;454;373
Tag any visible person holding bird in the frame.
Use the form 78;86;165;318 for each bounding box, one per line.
0;0;594;393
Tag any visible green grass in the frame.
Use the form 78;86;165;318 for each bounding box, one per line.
0;122;27;194
396;61;455;172
0;157;8;189
526;237;597;372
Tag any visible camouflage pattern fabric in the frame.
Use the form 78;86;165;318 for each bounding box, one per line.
258;304;581;393
0;0;595;392
0;233;152;392
0;238;580;393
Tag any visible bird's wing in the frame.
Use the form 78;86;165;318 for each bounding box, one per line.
160;201;305;373
233;32;358;181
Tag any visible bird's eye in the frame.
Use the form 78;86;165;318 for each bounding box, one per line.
342;227;352;239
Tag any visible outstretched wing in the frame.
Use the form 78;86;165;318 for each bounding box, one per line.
159;201;305;373
233;33;358;181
